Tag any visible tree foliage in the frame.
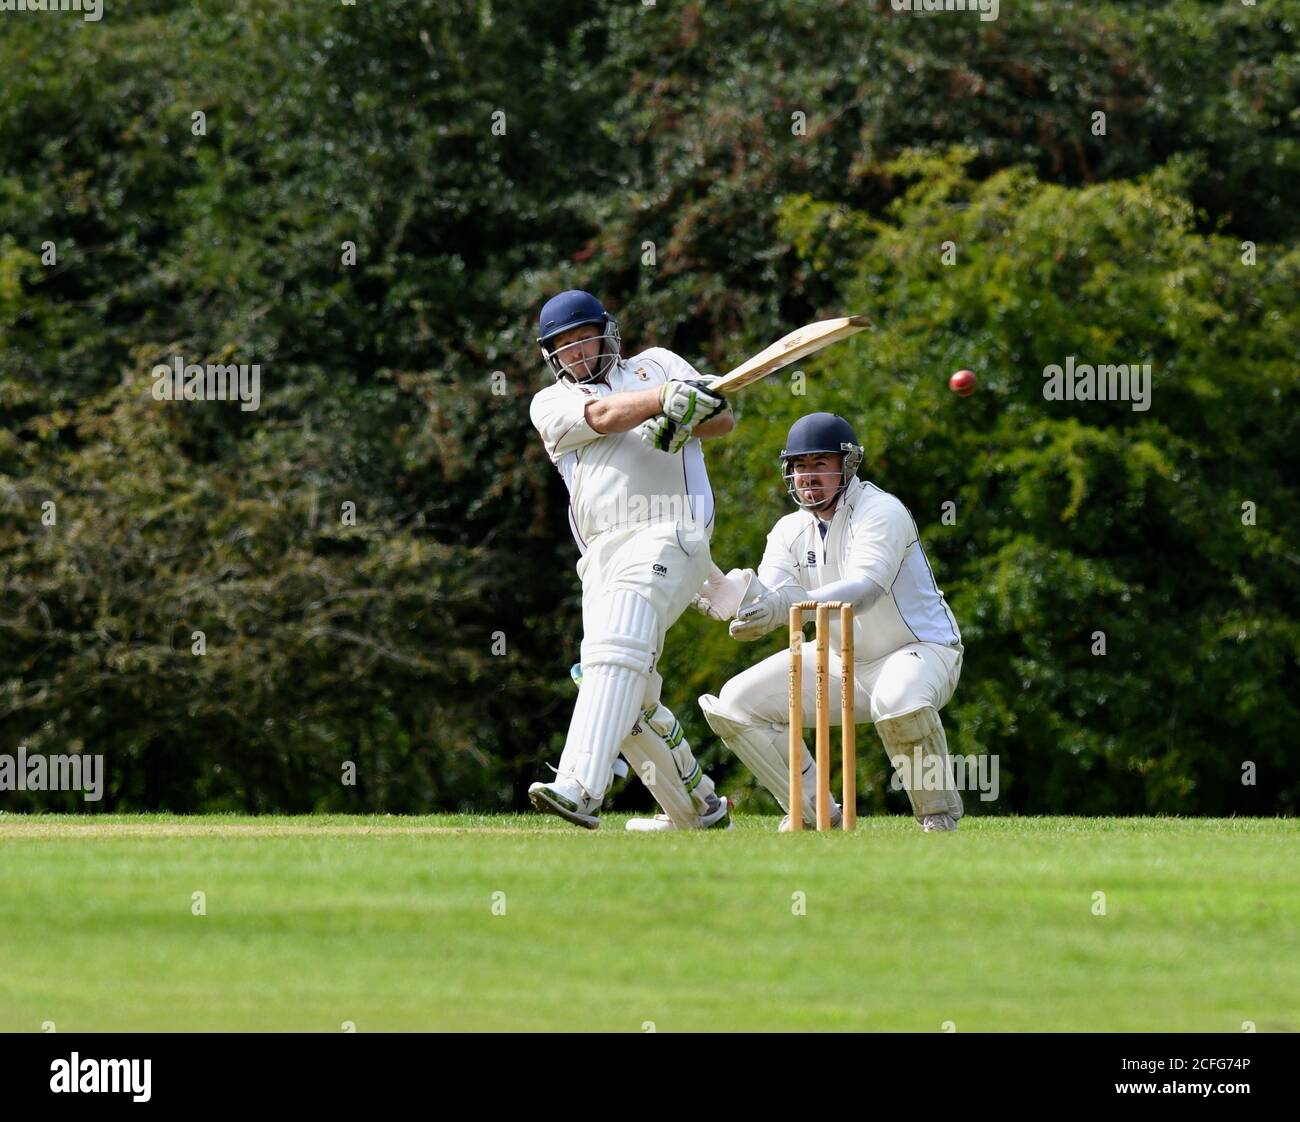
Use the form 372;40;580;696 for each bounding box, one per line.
1;1;1296;812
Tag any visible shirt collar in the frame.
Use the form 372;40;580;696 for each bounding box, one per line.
807;476;863;534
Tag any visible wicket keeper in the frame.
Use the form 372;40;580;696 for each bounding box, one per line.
697;412;966;831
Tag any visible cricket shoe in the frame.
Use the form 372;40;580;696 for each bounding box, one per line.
921;813;959;832
528;779;601;830
625;794;734;832
778;805;843;832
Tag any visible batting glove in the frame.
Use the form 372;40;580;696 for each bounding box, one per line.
659;378;727;426
637;415;691;453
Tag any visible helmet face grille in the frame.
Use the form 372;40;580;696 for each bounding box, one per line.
781;438;863;511
541;317;621;383
537;292;623;382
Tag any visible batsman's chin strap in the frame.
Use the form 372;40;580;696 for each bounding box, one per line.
564;371;609;388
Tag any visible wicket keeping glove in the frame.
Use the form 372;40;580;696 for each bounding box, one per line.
691;564;755;621
659;378;727;427
728;578;804;642
637;414;691;453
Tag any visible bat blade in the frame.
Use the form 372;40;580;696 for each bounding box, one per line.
708;315;871;394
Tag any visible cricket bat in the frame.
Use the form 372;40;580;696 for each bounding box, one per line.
707;315;871;395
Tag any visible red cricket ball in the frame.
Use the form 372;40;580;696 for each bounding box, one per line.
949;369;977;396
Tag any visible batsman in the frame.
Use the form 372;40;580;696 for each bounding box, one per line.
527;289;735;830
697;412;966;831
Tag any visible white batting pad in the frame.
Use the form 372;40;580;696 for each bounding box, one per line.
620;706;699;829
646;702;715;813
558;591;658;799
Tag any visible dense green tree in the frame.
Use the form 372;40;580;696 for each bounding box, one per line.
693;150;1299;815
1;2;1296;812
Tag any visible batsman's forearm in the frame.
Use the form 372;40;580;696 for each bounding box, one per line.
694;409;734;439
584;387;665;434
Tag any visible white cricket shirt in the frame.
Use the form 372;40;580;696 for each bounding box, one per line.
758;477;961;661
530;348;716;553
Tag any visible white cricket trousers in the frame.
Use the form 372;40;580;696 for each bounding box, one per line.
575;519;713;713
719;639;962;731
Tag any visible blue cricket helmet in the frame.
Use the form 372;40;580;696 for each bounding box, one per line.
537;290;621;382
780;412;864;510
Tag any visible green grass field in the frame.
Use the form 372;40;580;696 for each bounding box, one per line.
1;814;1296;1032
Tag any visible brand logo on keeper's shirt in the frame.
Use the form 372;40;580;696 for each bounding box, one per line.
806;550;817;567
652;563;668;576
635;367;649;381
